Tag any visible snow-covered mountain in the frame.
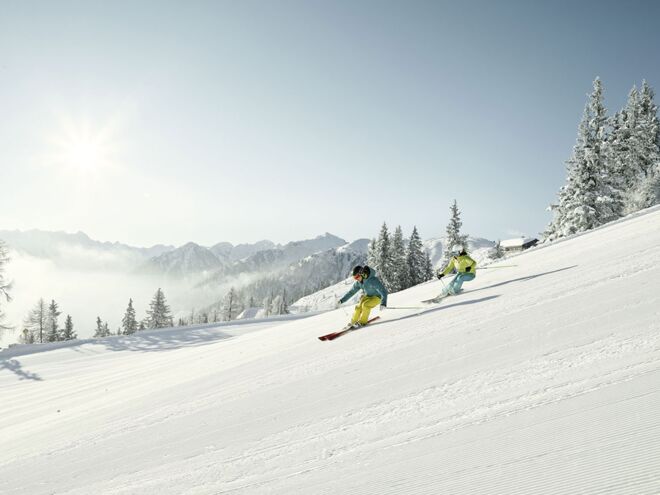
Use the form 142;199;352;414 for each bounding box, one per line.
2;207;659;494
138;242;226;277
198;233;349;284
199;238;369;313
209;240;277;262
0;229;174;270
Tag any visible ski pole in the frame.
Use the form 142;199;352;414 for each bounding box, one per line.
480;265;518;269
386;306;426;310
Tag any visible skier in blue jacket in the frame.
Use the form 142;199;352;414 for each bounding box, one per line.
338;265;388;328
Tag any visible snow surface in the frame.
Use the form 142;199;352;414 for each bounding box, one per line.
2;209;660;494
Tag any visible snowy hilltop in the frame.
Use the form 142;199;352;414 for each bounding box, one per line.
2;206;659;494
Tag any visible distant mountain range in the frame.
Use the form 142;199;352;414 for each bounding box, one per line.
0;229;365;281
1;228;497;316
0;229;175;271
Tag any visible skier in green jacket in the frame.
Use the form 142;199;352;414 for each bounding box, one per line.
338;265;388;328
437;244;477;297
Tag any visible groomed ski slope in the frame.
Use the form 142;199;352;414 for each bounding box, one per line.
2;208;660;495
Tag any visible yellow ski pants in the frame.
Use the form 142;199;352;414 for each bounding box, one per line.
352;295;381;325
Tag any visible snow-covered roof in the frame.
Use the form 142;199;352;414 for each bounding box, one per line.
500;237;537;248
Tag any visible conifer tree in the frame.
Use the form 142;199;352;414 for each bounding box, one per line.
546;78;620;240
24;298;48;343
270;289;289;315
0;241;11;334
631;80;660;209
224;287;238;321
406;226;427;287
121;298;138;335
372;223;394;288
62;315;77;341
443;200;469;264
270;293;288;315
45;300;62;342
491;240;505;259
262;292;273;317
422;249;434;281
19;328;35;344
93;317;105;338
389;226;408;292
607;86;641;210
145;288;173;329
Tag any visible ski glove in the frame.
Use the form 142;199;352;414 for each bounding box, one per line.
437;272;445;279
465;266;471;272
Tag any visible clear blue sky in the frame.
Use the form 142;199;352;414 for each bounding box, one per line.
1;0;659;246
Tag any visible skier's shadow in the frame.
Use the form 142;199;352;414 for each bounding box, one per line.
383;295;501;324
471;265;577;293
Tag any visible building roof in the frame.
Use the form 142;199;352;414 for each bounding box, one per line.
500;237;537;248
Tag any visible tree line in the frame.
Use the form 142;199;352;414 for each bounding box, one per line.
17;288;174;344
366;224;435;292
545;78;660;241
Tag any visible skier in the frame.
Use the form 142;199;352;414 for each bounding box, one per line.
338;265;388;328
436;244;477;297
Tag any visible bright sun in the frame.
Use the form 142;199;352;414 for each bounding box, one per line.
51;117;117;173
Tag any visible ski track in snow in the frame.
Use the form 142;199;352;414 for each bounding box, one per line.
1;209;660;494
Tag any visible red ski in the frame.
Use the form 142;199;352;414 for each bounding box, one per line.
318;316;381;341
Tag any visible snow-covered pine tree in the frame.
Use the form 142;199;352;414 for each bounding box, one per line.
442;200;469;265
389;226;409;292
93;316;105;338
271;289;289;315
223;287;238;321
422;249;434;281
631;80;660;209
122;298;138;335
45;299;62;342
491;240;505;259
406;226;427;287
262;292;273;317
545;78;619;240
0;241;11;334
606;86;641;214
62;315;77;341
23;298;47;343
145;288;173;329
373;223;394;289
18;328;35;344
270;295;282;315
366;237;377;268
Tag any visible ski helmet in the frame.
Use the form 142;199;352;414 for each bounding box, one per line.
352;265;370;279
451;244;464;255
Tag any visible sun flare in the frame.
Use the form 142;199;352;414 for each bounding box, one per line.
50;117;118;173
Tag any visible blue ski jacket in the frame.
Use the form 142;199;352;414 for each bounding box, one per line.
339;267;388;306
